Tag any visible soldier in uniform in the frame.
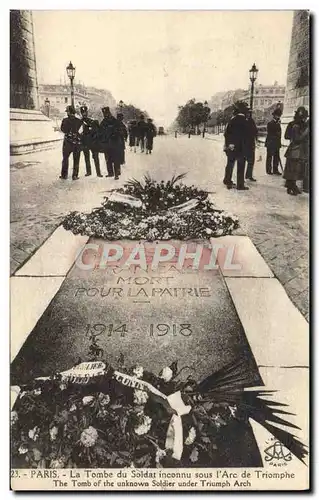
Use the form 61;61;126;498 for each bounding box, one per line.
116;113;128;165
99;107;122;180
60;105;82;180
145;118;157;154
265;108;282;175
80;105;102;177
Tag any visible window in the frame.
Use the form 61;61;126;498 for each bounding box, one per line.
260;99;264;105
65;97;68;103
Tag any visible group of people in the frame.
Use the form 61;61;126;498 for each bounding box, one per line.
223;101;309;195
128;118;157;154
60;106;157;181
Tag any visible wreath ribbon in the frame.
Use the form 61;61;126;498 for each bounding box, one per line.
113;371;191;460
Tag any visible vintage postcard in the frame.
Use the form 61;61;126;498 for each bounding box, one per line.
10;9;309;491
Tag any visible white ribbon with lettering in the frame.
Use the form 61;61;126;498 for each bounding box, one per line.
12;362;192;460
113;370;191;460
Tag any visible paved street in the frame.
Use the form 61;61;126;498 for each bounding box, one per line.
10;134;309;320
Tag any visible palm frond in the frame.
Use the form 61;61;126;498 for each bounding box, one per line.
170;173;188;185
198;358;308;464
125;178;144;191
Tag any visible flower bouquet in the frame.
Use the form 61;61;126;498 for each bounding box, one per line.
62;174;239;240
11;342;307;469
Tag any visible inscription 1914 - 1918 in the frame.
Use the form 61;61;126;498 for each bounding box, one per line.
84;323;193;338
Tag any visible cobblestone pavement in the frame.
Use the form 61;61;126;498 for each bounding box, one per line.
10;135;309;320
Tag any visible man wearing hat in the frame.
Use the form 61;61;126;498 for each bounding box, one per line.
223;101;250;190
136;114;147;153
80;105;102;177
99;107;122;180
116;112;128;165
60;105;82;180
145;118;157;154
265;108;282;175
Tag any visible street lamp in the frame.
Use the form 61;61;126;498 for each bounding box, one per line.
249;63;258;110
66;61;76;108
202;100;210;138
44;97;50;118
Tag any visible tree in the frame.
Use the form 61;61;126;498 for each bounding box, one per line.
176;99;211;133
116;104;149;123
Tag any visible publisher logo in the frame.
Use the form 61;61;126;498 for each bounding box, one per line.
264;438;292;467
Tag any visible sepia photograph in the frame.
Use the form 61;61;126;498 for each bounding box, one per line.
9;8;309;491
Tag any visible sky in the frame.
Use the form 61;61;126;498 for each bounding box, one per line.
33;10;293;127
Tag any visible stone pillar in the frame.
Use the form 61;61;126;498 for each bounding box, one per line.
10;10;62;155
282;10;309;124
10;10;39;110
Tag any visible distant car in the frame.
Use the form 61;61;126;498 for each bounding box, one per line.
158;127;165;135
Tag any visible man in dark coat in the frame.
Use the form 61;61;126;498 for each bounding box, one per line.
80;105;102;177
265;108;282;175
99;107;122;180
137;114;147;152
116;113;128;165
145;118;157;154
223;101;250;190
245;108;259;182
60;105;82;180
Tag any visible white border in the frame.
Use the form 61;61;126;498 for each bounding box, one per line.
2;2;317;498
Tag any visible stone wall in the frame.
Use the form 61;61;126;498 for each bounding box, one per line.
10;10;39;110
283;10;309;120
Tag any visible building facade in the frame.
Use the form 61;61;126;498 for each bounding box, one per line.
253;82;285;111
39;84;90;114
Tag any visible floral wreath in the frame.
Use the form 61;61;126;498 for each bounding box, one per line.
11;343;307;469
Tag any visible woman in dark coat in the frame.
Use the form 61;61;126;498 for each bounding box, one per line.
283;107;309;195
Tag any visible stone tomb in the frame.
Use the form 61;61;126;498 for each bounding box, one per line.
11;239;263;389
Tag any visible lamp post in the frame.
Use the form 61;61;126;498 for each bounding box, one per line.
44;97;50;118
66;61;76;108
249;63;258;111
202;100;210;138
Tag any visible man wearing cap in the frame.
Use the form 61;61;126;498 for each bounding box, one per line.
80;105;103;178
223;101;250;190
99;107;122;180
265;108;282;175
60;105;82;180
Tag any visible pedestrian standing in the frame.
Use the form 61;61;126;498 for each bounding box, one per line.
128;120;138;152
283;107;309;195
244;108;258;182
145;118;157;154
116;113;128;165
59;105;82;180
80;105;103;178
265;108;282;175
99;107;122;180
223;101;249;190
137;114;147;152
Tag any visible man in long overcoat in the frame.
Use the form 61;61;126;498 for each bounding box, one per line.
265;108;282;175
223;101;250;190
